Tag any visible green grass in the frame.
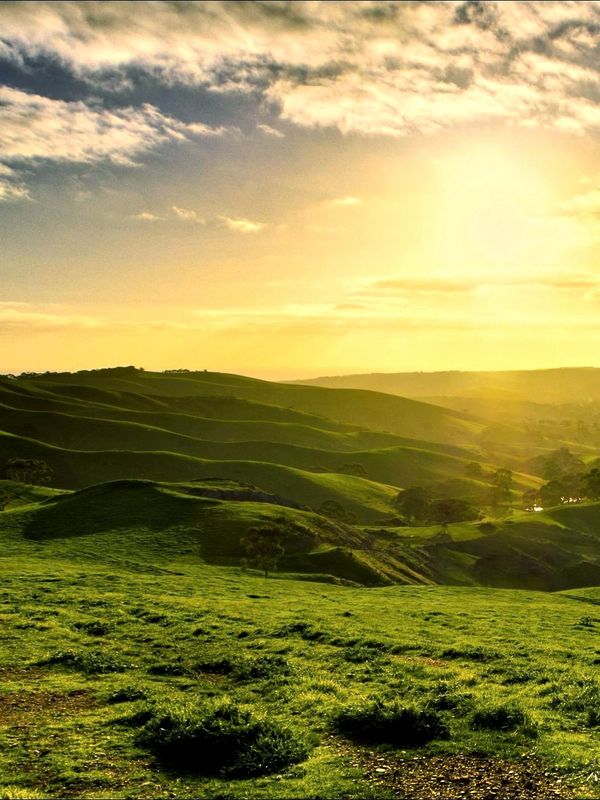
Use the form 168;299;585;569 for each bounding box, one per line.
2;528;600;798
2;367;600;796
13;369;486;445
0;432;399;523
0;402;486;487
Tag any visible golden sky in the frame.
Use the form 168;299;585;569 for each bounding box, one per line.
2;1;600;378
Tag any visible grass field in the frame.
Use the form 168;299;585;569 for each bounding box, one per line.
2;368;600;798
2;526;600;799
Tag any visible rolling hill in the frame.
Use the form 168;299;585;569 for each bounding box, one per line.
11;368;486;445
293;367;600;404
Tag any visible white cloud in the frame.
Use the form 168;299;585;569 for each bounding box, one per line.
219;215;266;234
131;210;164;221
172;205;205;224
0;166;30;202
4;2;600;143
330;196;362;207
561;189;600;217
0;303;102;330
257;123;284;138
0;85;227;197
361;272;600;296
0;86;225;167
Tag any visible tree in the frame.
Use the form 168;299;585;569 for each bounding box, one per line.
3;457;52;485
488;468;513;508
542;448;584;481
582;468;600;500
522;488;539;510
428;498;475;533
240;526;285;578
464;461;484;479
0;491;9;512
393;486;431;524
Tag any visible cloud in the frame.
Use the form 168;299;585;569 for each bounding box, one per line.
0;86;223;167
561;189;600;216
5;2;600;140
131;211;164;221
364;272;600;295
218;215;266;234
330;196;362;207
0;165;30;202
0;84;227;196
0;302;102;331
256;123;284;138
172;206;205;224
371;277;479;294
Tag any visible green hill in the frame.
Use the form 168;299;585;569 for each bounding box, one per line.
0;402;502;488
0;478;426;586
0;431;398;523
293;367;600;405
12;368;485;446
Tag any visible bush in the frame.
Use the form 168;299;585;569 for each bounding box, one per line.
106;686;147;704
332;698;449;747
73;620;112;636
470;703;537;736
137;698;310;777
37;649;127;674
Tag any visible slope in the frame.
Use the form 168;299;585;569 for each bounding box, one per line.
0;479;426;586
15;368;485;446
0;431;397;523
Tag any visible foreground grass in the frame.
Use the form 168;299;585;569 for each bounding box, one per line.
3;532;600;798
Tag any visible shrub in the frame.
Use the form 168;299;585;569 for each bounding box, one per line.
73;620;112;636
556;680;600;726
429;681;473;712
106;686;147;704
37;649;127;674
137;698;309;777
332;698;449;746
470;703;537;736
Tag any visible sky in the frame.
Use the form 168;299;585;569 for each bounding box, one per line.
3;0;600;379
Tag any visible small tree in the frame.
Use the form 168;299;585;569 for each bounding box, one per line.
428;498;475;533
488;468;513;508
464;461;484;479
583;468;600;500
522;488;539;510
393;486;431;524
240;526;285;579
0;490;10;512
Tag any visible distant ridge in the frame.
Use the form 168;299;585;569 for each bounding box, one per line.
292;367;600;405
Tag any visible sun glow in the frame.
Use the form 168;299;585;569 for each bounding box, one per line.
429;143;555;273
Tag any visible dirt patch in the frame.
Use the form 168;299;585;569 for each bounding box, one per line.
1;689;96;725
329;736;573;799
0;665;47;681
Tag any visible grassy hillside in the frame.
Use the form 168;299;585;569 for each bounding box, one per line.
0;478;430;587
294;367;600;404
12;369;485;446
0;432;399;523
3;368;600;797
1;515;600;798
0;401;502;488
4;474;600;593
